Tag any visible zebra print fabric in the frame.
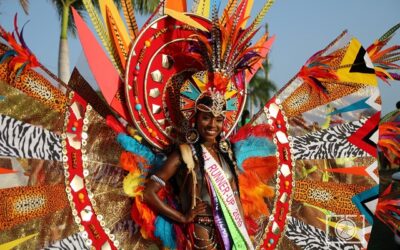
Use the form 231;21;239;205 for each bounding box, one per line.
292;118;369;160
43;232;88;250
286;217;360;250
0;114;62;161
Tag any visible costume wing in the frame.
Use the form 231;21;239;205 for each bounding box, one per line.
0;19;165;249
233;24;400;249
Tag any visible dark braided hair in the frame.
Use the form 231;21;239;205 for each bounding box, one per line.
192;141;206;192
218;143;240;192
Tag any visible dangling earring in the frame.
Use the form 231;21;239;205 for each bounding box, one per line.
186;128;199;144
219;131;230;153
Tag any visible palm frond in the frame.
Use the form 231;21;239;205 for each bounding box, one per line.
132;0;159;15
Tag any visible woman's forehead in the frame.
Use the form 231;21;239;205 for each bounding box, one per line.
197;111;224;119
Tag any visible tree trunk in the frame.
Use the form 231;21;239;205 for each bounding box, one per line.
58;4;70;84
58;38;70;84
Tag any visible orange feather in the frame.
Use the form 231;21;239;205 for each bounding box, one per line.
239;171;274;219
242;156;278;182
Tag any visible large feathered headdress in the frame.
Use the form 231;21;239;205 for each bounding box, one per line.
71;0;275;149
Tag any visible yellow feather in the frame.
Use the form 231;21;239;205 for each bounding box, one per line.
0;233;38;250
195;0;210;18
245;0;274;38
99;0;131;47
123;170;144;197
221;0;237;24
241;0;254;28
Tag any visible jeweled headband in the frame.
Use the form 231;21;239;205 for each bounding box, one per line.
196;90;227;118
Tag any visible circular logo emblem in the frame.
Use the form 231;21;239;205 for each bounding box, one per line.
335;217;357;241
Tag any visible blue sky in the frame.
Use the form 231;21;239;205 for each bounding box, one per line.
1;0;399;114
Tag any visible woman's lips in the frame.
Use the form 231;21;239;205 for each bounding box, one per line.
205;129;217;136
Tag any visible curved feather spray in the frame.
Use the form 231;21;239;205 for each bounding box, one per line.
367;22;400;83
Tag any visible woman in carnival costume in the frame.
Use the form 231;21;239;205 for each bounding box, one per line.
143;91;252;249
0;0;400;249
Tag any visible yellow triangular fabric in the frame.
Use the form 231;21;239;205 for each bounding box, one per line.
336;38;377;86
0;233;38;250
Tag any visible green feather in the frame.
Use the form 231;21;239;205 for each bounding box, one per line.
379;23;400;42
245;0;274;39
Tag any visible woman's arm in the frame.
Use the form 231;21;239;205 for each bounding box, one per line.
143;150;207;223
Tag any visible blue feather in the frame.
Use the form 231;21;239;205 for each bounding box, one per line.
154;215;176;249
233;136;276;171
117;133;165;170
0;50;17;64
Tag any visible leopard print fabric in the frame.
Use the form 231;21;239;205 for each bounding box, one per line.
0;45;68;113
0;184;68;230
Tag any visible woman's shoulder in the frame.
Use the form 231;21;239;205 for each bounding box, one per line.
165;144;193;167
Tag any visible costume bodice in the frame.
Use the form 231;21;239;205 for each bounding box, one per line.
175;147;235;213
195;153;234;205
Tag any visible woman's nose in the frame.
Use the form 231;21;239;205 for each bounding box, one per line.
208;118;217;127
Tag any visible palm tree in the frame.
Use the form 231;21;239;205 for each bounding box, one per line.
50;0;86;84
131;0;159;14
247;59;277;115
49;0;158;84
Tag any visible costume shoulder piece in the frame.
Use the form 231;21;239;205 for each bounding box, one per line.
232;24;400;249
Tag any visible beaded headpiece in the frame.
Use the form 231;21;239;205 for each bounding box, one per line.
196;90;226;118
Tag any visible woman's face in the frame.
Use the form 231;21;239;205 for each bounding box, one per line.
196;111;224;143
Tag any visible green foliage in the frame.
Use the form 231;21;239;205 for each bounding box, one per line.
247;23;277;112
247;58;277;110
